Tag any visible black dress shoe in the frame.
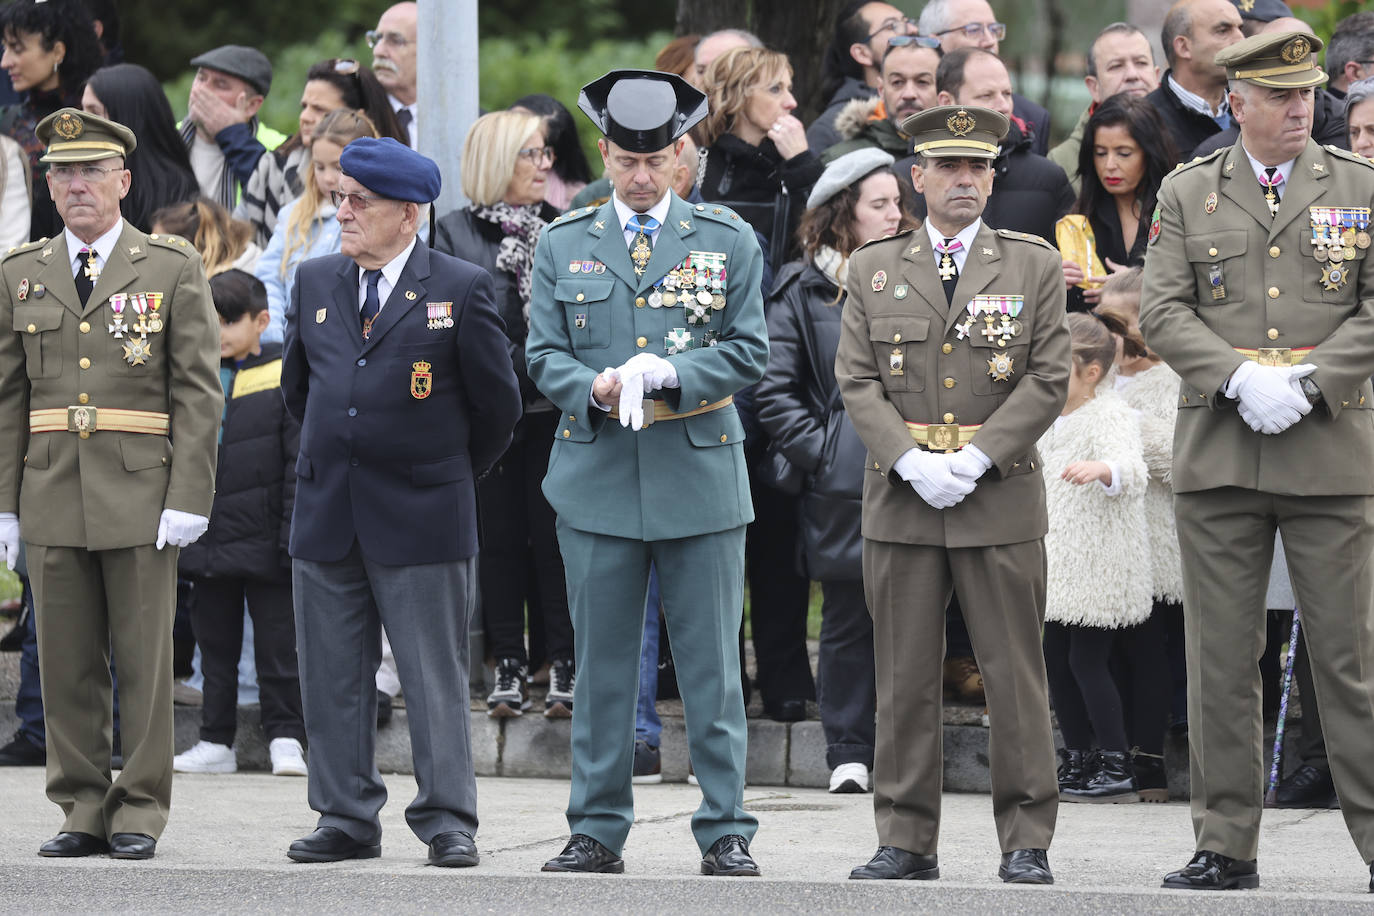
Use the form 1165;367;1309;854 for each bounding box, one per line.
287;826;382;863
110;833;156;860
542;834;624;873
0;731;45;766
428;830;478;867
999;848;1053;884
1274;763;1338;809
38;832;109;857
849;846;939;880
764;698;807;722
1161;850;1258;890
701;834;760;876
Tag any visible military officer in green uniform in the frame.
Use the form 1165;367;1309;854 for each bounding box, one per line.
0;109;222;860
526;70;768;877
835;105;1070;885
1140;32;1374;894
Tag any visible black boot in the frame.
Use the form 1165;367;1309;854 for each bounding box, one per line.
1063;750;1138;803
1056;748;1087;796
1131;749;1168;803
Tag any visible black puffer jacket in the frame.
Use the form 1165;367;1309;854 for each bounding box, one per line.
432;202;560;409
179;343;298;582
895;119;1075;244
1145;72;1224;166
752;259;866;581
699;133;824;272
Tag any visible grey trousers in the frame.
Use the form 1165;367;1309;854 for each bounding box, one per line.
293;543;477;845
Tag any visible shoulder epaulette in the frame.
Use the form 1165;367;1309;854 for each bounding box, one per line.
1;237;47;261
147;233;194;253
548;206;600;228
1168;147;1226;177
855;227;916;254
1324;144;1374;169
994;228;1056;250
689;203;748;226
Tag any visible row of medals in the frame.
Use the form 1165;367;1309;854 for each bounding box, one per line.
107;292;164;365
1310;207;1371;292
646;256;727;327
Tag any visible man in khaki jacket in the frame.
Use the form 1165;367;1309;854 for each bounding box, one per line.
0;110;222;860
836;104;1069;885
1141;31;1374;894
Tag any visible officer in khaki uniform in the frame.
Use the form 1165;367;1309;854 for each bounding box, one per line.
836;105;1070;885
0;110;222;860
1140;33;1374;894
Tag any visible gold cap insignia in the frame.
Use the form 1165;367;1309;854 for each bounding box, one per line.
1280;37;1310;65
947;109;976;137
53;112;84;140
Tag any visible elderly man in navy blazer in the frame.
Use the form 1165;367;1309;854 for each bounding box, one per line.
281;137;521;867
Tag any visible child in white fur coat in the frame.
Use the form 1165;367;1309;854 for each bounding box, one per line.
1039;311;1152;804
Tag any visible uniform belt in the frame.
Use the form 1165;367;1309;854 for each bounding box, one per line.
607;395;733;427
905;420;981;452
1233;346;1314;367
29;406;170;436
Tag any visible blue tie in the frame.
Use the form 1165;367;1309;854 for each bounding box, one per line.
360;269;381;339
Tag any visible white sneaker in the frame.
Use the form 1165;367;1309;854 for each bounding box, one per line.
173;740;236;774
829;762;870;794
270;737;308;777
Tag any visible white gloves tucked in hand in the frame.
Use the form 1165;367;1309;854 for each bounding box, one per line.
0;512;18;571
892;448;977;509
1226;360;1316;435
157;509;209;550
613;353;680;430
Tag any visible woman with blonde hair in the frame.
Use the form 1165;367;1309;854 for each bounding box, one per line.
696;45;822;271
150;196;260;279
434;110;571;718
253;108;378;343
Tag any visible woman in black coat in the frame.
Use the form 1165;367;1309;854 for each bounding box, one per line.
753;148;913;793
433;109;571;718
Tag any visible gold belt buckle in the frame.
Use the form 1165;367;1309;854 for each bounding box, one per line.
925;423;961;453
1255;347;1290;367
640;398;655;427
67;405;96;438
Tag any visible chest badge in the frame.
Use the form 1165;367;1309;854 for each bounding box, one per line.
16;278;28;301
410;360;433;399
316;307;327;324
986;351;1015;382
1204;192;1218;214
871;270;887;292
894;284;908;300
426;302;453;329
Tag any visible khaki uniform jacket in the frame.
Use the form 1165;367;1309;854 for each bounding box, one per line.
836;221;1071;547
1139;140;1374;495
0;223;222;549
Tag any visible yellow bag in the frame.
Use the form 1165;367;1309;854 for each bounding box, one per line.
1055;214;1106;290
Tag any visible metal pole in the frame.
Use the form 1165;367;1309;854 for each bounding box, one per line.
418;0;479;215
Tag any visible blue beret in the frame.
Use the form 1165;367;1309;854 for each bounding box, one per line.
339;137;442;203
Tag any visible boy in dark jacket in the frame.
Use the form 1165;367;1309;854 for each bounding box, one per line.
174;270;306;776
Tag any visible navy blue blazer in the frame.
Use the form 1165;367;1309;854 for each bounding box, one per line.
282;242;521;564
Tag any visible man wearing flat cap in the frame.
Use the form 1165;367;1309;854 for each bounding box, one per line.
281;137;520;867
836;104;1069;885
180;44;286;209
1141;31;1374;893
0;109;222;860
526;70;769;876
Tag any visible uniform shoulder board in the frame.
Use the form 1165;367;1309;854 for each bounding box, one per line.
854;227;916;254
147;233;194;253
1169;147;1226;177
549;206;600;228
994;228;1056;250
691;203;746;226
1324;144;1374;169
1;237;46;261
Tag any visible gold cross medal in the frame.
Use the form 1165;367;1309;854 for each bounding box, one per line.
631;235;652;276
986;351;1014;381
122;335;152;366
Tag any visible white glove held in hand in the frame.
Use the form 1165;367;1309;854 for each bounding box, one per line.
1226;360;1315;435
615;353;679;430
156;509;209;550
0;512;18;571
892;448;976;509
947;444;993;482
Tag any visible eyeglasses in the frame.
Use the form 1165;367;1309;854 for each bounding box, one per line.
48;164;122;184
867;16;918;39
517;145;555;165
331;189;389;211
887;35;942;50
935;22;1008;41
365;29;411;50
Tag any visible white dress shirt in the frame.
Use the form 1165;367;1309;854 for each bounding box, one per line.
613;191;672;246
66;219;125;280
923;217;983;274
356;237;418;314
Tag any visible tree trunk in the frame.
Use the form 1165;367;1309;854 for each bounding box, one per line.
676;0;847;124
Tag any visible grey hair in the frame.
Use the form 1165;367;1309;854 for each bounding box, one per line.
1347;76;1374;118
1327;13;1374;82
918;0;955;38
698;28;763;51
1087;22;1151;77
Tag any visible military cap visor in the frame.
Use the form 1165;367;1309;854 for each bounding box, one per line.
37;109;136;163
578;70;707;153
901;105;1009;159
1217;31;1327;89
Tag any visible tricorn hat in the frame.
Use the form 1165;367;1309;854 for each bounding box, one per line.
578;70;707;153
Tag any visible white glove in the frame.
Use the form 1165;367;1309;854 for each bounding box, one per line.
947;444;993;482
156;509;209;550
0;512;18;571
1226;360;1316;435
892;448;976;509
615;354;680;430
